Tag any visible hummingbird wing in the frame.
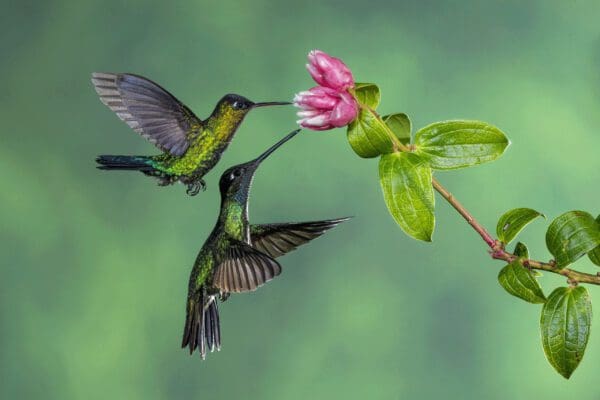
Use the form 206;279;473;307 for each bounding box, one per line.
212;239;282;293
249;217;351;258
91;72;202;156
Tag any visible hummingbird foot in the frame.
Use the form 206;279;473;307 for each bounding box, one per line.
185;179;206;196
155;174;178;187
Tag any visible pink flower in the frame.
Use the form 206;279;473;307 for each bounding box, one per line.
295;50;358;131
306;50;354;91
294;86;358;131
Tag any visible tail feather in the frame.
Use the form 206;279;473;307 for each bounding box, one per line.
96;155;153;171
182;293;221;359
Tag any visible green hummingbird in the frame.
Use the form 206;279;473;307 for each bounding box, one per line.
182;129;349;358
91;72;290;195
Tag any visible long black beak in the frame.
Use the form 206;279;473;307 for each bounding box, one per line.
252;129;301;166
252;101;292;108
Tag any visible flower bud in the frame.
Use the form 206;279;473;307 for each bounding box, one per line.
306;50;354;91
294;86;358;131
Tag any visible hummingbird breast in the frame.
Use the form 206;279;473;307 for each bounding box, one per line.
159;129;229;176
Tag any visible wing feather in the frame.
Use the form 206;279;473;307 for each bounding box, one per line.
250;218;350;258
213;240;282;293
91;72;202;156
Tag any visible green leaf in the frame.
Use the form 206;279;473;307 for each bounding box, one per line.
589;249;600;266
513;242;530;258
540;286;592;379
379;152;435;241
383;113;411;145
496;208;544;244
498;259;546;304
512;242;542;277
353;82;380;108
546;211;600;268
589;215;600;266
347;108;394;158
414;120;509;170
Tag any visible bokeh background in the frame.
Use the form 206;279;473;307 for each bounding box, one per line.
2;0;600;398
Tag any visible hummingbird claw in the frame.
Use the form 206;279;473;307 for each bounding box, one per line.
185;179;206;196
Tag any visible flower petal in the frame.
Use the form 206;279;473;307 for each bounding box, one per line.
306;63;325;87
305;49;354;90
296;110;320;118
330;94;358;126
293;86;340;110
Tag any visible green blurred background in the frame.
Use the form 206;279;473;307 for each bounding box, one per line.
2;0;600;398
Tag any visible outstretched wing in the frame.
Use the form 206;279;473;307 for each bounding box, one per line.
213;240;282;293
91;72;202;156
250;217;351;258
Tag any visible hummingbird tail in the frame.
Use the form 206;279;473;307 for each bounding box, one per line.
181;293;221;359
95;155;154;171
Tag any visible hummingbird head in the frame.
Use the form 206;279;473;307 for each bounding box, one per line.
211;94;291;127
218;129;301;203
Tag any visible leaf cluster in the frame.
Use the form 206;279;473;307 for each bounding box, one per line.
494;209;600;378
346;83;600;378
348;83;509;242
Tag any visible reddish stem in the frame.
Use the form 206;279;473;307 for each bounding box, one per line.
431;178;496;248
364;105;600;285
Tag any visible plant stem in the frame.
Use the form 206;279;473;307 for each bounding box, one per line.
367;107;600;286
432;178;600;285
430;178;496;247
490;249;600;285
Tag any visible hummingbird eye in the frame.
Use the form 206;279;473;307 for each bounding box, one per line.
229;168;243;181
232;100;248;110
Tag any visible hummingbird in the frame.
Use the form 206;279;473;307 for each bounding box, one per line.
91;72;290;195
181;129;350;359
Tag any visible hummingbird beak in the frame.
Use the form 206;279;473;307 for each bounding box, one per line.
251;101;292;108
251;129;301;167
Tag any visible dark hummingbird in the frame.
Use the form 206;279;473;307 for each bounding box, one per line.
181;129;349;358
91;73;290;195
